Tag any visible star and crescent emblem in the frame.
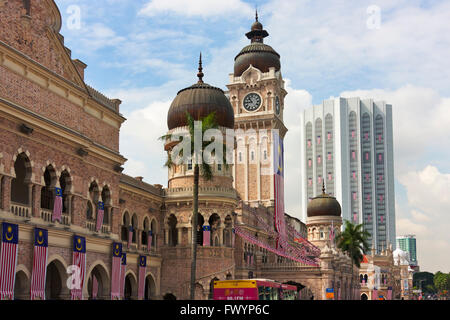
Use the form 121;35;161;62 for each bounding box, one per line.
37;230;44;245
5;226;14;241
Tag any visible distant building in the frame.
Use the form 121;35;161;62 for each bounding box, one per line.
300;97;396;253
396;235;418;267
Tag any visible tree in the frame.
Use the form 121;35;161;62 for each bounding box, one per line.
413;272;435;294
161;111;228;300
335;220;371;300
434;271;450;296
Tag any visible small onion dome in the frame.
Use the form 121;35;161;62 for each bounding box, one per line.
167;54;234;130
307;183;342;217
234;14;280;77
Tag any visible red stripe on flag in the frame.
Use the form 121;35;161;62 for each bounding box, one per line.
52;195;63;222
96;209;104;231
31;245;48;300
0;242;18;300
138;266;146;300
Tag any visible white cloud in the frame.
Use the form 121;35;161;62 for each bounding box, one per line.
396;165;450;272
119;99;171;186
283;81;313;219
139;0;254;18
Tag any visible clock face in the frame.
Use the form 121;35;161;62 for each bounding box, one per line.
275;96;281;115
243;93;262;112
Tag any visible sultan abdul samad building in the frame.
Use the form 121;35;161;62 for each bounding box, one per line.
0;1;406;300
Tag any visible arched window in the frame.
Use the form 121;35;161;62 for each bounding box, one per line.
11;153;32;205
121;212;130;241
168;214;177;247
88;181;99;221
86;201;94;221
131;214;138;243
59;170;71;214
41;166;56;210
101;186;111;226
142;218;149;246
23;0;31;16
196;214;205;246
151;219;157;249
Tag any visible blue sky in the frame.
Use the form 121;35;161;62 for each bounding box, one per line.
55;0;450;273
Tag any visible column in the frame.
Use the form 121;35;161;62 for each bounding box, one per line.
1;176;12;211
177;227;182;246
31;184;41;218
165;228;169;245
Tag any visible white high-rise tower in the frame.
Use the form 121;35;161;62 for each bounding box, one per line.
300;97;396;253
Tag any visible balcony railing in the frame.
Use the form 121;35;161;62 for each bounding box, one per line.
40;209;71;225
40;209;53;222
10;202;31;218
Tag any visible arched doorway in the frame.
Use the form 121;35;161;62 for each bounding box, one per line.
144;274;156;300
14;270;30;300
361;293;368;300
87;264;110;300
124;273;137;300
45;259;69;300
163;293;176;300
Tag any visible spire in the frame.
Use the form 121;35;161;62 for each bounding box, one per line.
322;181;326;195
255;8;258;22
197;52;204;83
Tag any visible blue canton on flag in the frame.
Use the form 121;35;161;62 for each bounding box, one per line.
34;228;48;247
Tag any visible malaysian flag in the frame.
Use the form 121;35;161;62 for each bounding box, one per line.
138;255;147;300
307;139;311;148
0;222;19;300
147;230;153;251
372;288;378;300
317;136;321;144
71;235;86;300
111;242;122;300
120;253;127;299
202;226;210;246
317;155;321;164
52;187;63;222
92;275;98;299
31;228;48;300
308;159;312;167
96;201;104;232
327;132;332;140
329;221;335;244
387;286;392;300
128;226;133;248
273;130;286;244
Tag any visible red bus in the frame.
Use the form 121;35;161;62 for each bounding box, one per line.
213;279;299;300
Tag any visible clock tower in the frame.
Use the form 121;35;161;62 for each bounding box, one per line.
227;13;288;207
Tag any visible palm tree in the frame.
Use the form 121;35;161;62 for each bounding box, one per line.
160;111;228;300
335;220;370;300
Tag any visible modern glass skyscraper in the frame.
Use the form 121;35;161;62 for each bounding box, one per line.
396;235;418;266
300;97;396;253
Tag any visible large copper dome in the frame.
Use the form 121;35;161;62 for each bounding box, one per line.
307;185;342;217
233;14;280;77
167;55;234;130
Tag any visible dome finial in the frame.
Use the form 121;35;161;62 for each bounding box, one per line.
322;181;326;194
197;52;204;83
255;7;258;22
